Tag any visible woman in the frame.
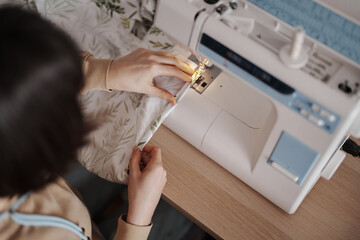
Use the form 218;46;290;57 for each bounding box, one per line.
0;5;194;240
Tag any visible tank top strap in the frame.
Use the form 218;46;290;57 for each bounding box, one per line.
10;191;31;211
0;192;31;221
0;192;89;240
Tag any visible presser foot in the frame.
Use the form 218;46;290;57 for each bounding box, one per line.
188;54;222;94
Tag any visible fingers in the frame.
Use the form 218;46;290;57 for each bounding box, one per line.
150;54;195;75
144;48;194;75
155;64;193;83
142;145;162;164
147;85;177;106
141;152;151;165
129;147;141;176
142;144;154;153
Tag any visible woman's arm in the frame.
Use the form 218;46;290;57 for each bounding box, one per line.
80;51;112;94
113;146;167;240
113;215;152;240
81;48;194;105
80;48;191;239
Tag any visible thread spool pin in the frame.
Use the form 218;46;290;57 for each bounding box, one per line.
279;27;308;69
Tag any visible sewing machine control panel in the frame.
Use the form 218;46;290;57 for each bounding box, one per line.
198;33;340;134
188;0;360;98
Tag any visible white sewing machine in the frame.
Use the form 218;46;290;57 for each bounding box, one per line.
154;0;360;213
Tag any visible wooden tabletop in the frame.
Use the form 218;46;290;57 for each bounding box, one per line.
149;126;360;240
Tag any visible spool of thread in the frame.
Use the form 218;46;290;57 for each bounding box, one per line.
289;27;305;60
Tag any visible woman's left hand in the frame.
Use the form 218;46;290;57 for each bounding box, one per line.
127;145;167;226
107;48;195;106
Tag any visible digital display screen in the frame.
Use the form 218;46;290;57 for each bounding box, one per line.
200;34;294;95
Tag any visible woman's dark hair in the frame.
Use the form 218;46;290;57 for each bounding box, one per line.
0;5;90;196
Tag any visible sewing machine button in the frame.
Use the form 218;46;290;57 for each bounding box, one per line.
328;114;336;122
308;115;325;127
216;4;228;15
229;1;237;10
300;109;310;117
311;104;321;112
320;110;336;122
311;104;336;122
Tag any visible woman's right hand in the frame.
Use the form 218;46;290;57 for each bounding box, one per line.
126;145;167;226
107;48;194;106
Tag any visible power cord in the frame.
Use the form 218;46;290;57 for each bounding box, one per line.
341;139;360;158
